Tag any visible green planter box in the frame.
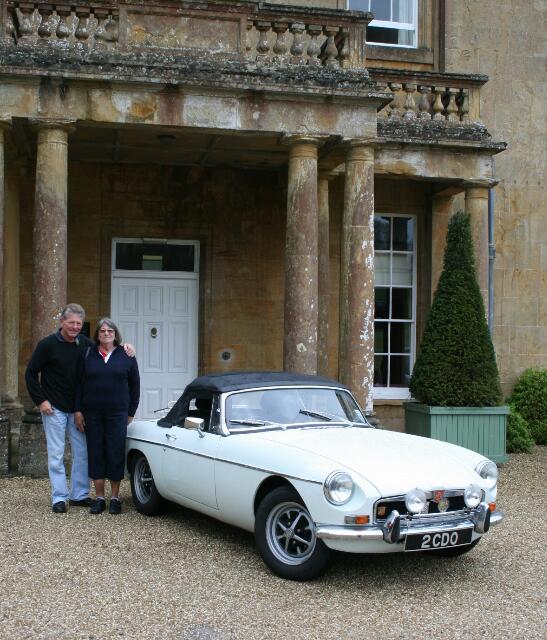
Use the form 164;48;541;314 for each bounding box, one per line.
404;403;509;464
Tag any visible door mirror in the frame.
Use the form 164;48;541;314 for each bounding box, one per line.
184;416;204;431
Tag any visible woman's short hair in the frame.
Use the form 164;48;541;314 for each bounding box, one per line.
93;317;122;346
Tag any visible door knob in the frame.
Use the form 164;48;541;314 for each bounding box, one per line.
151;327;158;338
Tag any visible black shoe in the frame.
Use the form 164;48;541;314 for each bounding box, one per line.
52;501;67;514
69;497;92;507
109;499;122;515
89;498;106;514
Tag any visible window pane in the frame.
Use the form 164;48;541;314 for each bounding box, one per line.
391;288;412;319
375;254;390;285
375;288;390;319
374;355;388;386
116;243;195;272
374;321;388;352
390;355;411;386
393;0;414;22
392;253;412;286
390;323;411;353
374;216;391;250
371;0;390;21
393;217;414;251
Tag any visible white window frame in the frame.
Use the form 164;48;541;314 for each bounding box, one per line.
347;0;418;48
373;213;417;401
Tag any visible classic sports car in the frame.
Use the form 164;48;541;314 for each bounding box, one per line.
126;372;502;581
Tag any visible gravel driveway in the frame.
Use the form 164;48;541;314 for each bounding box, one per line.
1;447;545;640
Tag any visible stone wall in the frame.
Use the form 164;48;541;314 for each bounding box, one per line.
17;162;430;421
445;1;547;396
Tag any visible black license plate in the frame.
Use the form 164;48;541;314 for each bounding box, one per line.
405;527;473;552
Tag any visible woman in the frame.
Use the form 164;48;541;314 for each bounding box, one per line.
75;318;140;515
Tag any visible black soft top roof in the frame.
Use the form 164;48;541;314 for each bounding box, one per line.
185;371;348;393
158;371;348;427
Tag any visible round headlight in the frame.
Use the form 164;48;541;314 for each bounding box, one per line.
464;483;482;508
323;471;354;505
405;488;427;515
475;460;498;488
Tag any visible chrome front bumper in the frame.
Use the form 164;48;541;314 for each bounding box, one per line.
316;505;503;544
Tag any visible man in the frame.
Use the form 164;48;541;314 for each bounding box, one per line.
25;303;134;513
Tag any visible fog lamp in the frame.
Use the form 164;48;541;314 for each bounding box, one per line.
405;488;427;514
464;483;482;508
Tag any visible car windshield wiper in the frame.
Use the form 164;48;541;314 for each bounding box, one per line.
299;409;351;424
229;418;269;426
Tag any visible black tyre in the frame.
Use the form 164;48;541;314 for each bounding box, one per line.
129;453;165;516
427;538;480;558
255;486;330;581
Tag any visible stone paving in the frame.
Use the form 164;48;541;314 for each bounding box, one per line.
0;447;545;640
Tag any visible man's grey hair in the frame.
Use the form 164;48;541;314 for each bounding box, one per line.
60;303;86;321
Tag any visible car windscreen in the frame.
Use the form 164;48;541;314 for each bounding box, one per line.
225;387;366;431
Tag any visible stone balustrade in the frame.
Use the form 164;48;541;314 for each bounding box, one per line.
6;1;119;47
369;69;487;125
3;1;372;69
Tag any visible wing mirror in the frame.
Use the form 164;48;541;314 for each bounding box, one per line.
184;416;205;437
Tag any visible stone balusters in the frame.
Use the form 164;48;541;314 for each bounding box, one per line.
247;20;353;68
9;2;119;46
379;81;476;124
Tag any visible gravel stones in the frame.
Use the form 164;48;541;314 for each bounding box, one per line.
0;447;545;639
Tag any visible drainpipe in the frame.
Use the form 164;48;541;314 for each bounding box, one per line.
488;161;496;336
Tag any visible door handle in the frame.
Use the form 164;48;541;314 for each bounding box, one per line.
165;433;177;441
151;327;158;338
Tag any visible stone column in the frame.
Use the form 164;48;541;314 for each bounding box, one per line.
31;121;74;344
317;173;332;376
465;181;490;312
339;140;375;413
0;118;11;475
431;193;454;300
283;136;321;374
3;164;20;405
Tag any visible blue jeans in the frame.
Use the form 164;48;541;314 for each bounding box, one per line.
42;407;89;505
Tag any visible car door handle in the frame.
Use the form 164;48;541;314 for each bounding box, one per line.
165;433;177;441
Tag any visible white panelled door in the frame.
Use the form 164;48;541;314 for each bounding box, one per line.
111;274;198;419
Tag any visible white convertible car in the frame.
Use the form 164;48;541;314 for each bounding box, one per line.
126;372;502;581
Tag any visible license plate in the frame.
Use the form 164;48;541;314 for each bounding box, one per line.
405;527;473;552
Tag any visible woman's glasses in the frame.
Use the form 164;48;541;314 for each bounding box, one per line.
99;329;115;334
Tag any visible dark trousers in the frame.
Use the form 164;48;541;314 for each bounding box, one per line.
84;410;127;481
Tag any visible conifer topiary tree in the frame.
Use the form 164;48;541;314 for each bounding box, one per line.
409;211;502;406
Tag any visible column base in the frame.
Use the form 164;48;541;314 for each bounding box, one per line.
0;409;9;476
18;409;48;477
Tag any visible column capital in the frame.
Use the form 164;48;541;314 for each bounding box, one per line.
29;119;77;135
345;138;375;163
344;136;377;149
281;134;326;148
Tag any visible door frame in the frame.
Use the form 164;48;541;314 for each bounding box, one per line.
110;237;200;416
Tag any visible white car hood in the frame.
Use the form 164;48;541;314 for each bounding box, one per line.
253;426;483;496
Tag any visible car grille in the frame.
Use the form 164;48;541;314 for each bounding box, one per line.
375;494;466;521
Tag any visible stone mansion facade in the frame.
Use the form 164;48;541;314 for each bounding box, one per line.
0;0;544;472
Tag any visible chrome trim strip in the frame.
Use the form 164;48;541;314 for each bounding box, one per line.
316;525;384;541
126;436;322;486
490;510;503;526
316;509;503;543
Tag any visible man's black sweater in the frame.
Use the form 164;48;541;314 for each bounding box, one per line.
25;331;92;413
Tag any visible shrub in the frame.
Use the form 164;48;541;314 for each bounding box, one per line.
506;405;534;453
409;211;502;406
508;369;547;445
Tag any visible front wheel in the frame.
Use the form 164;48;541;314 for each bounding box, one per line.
255;486;330;581
129;453;165;516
